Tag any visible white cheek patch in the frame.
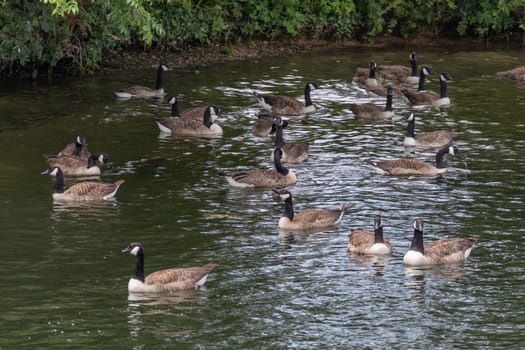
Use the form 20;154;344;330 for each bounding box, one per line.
130;246;140;256
50;167;59;176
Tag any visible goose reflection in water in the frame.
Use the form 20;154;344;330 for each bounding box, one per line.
50;199;120;222
126;290;207;339
347;252;392;277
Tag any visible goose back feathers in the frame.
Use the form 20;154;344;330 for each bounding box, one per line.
122;242;218;293
156;103;222;137
351;86;394;121
47;153;108;176
403;112;456;148
403;72;452;106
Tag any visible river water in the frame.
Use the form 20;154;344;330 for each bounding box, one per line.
1;46;524;349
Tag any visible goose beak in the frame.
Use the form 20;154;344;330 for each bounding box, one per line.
41;168;50;175
121;247;131;253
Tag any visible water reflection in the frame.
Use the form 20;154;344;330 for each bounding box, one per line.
347;252;391;277
50;199;120;221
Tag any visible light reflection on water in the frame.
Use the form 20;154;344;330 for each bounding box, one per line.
1;47;525;348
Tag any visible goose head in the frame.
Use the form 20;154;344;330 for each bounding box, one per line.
374;214;383;230
421;66;433;76
404;112;415;121
122;242;144;256
414;218;424;231
159;63;170;72
273;188;292;201
440;72;453;82
409;52;417;62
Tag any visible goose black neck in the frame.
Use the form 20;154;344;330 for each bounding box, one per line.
283;196;294;221
304;84;313;107
374;226;385;244
72;140;82;157
87;154;97;168
203;108;212;128
133;251;145;282
369;66;376;79
417;71;426;91
274;124;285;147
435;147;449;168
440;78;448;98
406;117;415;137
155;65;163;90
53;168;65;193
385;93;393;111
410;59;418;77
171;100;180;117
410;228;424;254
273;150;289;176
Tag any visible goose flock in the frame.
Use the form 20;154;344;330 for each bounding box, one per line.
40;53;525;295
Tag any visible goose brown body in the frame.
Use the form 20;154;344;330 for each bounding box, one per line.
55;136;90;160
271;117;308;163
403;219;478;266
496;66;525;81
348;215;392;255
114;63;169;98
156;105;222;137
275;190;347;231
47;153;107;176
403;72;452;106
253;82;318;116
403;112;456;148
122;243;218;293
367;145;461;176
226;148;297;188
378;52;419;84
44;167;124;200
351;86;394;121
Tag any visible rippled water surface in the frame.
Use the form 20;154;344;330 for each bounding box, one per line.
1;46;525;348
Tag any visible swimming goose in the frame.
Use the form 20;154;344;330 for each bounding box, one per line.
351;86;394;121
122;242;218;293
403;219;478;266
354;60;381;87
403;72;452;106
47;136;90;161
274;189;347;231
167;95;221;122
496;66;525;81
252;114;286;137
47;153;108;176
43;166;125;200
366;145;461;176
114;63;170;98
347;214;392;255
156;105;222;137
225;147;297;188
403;112;456;148
270;117;308;163
253;82;318;116
378;52;419;84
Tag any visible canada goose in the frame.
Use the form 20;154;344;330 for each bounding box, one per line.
47;153;108;176
42;166;124;200
166;95;221;122
347;214;392;255
114;63;170;98
403;112;456;148
251;114;286;137
156;105;222;137
366;145;461;176
270;117;308;163
253;82;318;116
403;72;452;106
47;136;90;161
351;86;394;121
354;60;381;87
274;189;347;231
378;52;419;84
225;147;297;188
122;242;218;293
496;66;525;81
403;219;478;266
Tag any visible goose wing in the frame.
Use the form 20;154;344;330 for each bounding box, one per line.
367;84;404;97
496;66;525;81
374;158;436;175
283;143;309;162
402;90;439;105
251;117;274;137
425;237;478;264
348;229;375;251
65;181;123;198
120;85;155;95
262;94;305;114
157;117;204;132
145;263;218;287
48;154;87;168
294;208;344;226
416;130;456;147
180;106;207;120
228;169;292;187
378;65;411;80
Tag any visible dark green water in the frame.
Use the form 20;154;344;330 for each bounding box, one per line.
1;46;524;349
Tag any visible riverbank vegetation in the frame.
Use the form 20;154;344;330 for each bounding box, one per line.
1;0;524;79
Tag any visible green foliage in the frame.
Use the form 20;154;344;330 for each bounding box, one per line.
1;0;524;79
